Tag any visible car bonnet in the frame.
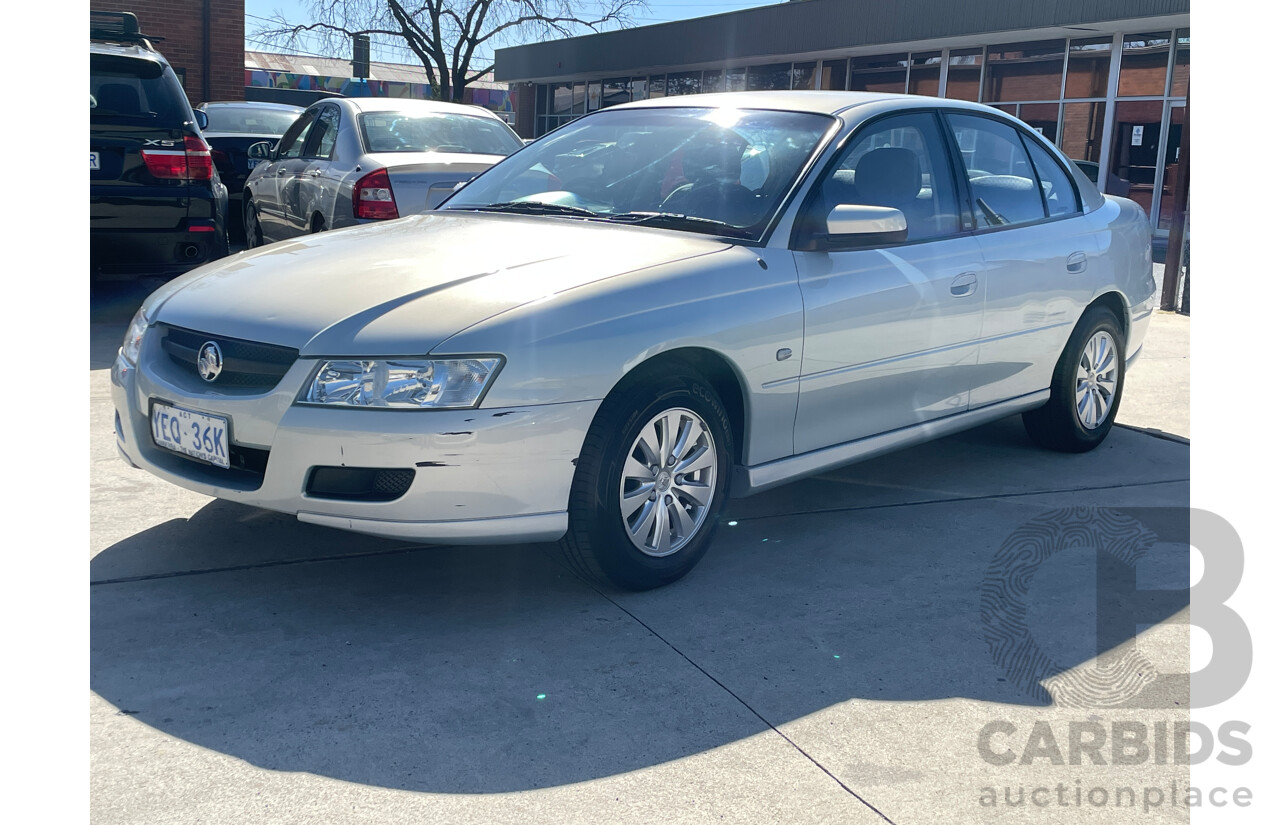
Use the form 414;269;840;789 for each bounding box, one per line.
145;212;732;356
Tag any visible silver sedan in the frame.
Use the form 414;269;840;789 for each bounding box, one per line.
113;91;1156;590
241;97;522;245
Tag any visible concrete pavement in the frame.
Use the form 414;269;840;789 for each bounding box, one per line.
90;285;1192;824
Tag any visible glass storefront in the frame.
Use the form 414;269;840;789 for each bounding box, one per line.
528;27;1188;232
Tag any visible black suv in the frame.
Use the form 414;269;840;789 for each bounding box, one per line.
90;11;229;278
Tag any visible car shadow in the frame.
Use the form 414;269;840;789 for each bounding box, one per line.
90;419;1190;794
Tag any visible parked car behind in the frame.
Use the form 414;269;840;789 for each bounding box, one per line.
242;97;523;246
196;101;304;241
90;11;228;277
113;91;1156;590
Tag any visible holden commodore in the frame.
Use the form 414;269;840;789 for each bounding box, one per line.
111;91;1156;590
241;97;523;246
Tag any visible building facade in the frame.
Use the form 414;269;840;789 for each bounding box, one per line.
495;0;1189;237
244;51;517;124
127;0;246;106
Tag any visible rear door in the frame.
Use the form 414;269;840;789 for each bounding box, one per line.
943;113;1097;407
291;104;342;233
90;53;193;231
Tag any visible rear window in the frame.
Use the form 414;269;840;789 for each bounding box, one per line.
203;105;301;135
90;54;190;124
358;111;522;156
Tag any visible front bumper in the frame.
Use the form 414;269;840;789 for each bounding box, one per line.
111;342;598;544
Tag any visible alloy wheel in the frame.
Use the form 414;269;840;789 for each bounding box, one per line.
1075;330;1119;429
618;407;718;557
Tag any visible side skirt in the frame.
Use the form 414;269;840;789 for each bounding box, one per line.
732;390;1051;497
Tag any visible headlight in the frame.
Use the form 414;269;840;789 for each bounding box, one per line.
303;358;502;409
120;308;150;366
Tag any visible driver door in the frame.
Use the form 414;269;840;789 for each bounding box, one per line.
256;110;315;241
791;111;987;454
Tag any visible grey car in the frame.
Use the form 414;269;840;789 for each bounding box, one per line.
242;97;523;245
113;91;1156;590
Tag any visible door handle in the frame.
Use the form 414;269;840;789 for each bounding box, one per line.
276;167;287;176
1066;251;1088;273
305;169;322;177
950;272;978;297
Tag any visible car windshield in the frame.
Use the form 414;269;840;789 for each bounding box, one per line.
441;106;835;241
359;111;523;156
204;105;301;135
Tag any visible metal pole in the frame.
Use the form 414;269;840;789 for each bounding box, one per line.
201;0;211;104
1161;96;1190;311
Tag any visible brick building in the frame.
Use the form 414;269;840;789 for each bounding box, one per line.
123;0;245;106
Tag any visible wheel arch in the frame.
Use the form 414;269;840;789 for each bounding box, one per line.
1086;290;1130;346
602;346;749;469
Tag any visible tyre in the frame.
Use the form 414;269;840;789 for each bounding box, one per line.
310;214;326;234
1023;305;1125;452
561;368;733;590
244;199;264;249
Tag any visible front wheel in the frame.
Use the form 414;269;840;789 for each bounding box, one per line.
561;369;733;590
1023;305;1125;452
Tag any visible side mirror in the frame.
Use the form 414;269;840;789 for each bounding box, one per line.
192;109;209;130
821;204;908;248
248;141;275;161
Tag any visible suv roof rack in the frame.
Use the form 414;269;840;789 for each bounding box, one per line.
90;10;164;48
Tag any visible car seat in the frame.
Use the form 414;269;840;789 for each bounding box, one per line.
659;126;760;225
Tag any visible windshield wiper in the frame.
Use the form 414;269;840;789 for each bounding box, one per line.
604;211;752;239
464;201;599;218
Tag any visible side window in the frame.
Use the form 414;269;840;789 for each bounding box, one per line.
305;106;340;159
277;113;315;160
814;112;960;242
1023;137;1080;218
946;113;1047;228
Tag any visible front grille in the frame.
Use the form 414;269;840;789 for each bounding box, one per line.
306;467;416;502
159;325;298;389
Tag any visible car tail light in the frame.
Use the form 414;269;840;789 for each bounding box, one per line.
354;168;399;220
141;135;214;181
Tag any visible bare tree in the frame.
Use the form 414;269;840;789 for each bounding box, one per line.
254;0;646;102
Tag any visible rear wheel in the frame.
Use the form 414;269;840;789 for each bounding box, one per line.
310;214;326;234
561;368;732;590
244;199;264;248
1023;305;1125;452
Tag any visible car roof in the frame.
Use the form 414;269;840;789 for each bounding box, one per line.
333;97;504;120
201;101;305;112
90;41;165;63
615;90;992;117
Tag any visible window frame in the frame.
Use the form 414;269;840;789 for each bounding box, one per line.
939;108;1085;237
790;108;970;252
1017;129;1082;219
302;104;341;160
275;110;317;160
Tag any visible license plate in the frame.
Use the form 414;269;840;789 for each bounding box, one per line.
90;151;100;170
247;158;261;169
151;403;230;469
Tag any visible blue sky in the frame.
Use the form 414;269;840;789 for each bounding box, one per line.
245;1;777;66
